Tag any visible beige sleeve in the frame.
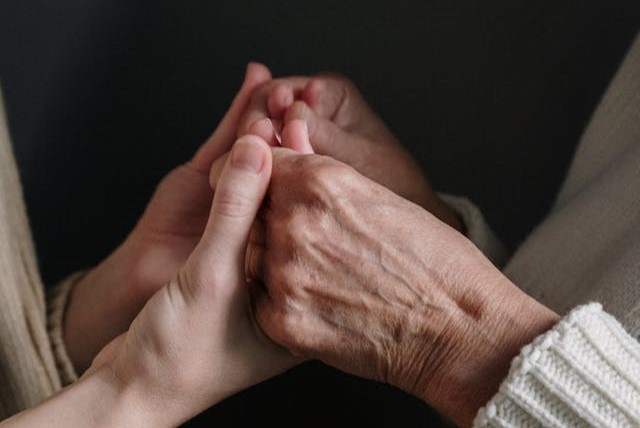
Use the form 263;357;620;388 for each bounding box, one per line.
46;273;84;386
438;193;509;268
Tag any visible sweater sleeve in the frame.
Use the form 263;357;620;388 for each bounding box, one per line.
438;193;509;268
46;273;84;386
474;303;640;427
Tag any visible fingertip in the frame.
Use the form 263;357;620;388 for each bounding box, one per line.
302;75;347;120
282;119;313;154
245;62;272;85
191;64;272;172
284;100;310;123
247;118;279;146
302;78;326;108
268;82;295;119
231;135;272;175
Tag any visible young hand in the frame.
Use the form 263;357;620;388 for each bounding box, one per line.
63;63;272;373
87;136;296;427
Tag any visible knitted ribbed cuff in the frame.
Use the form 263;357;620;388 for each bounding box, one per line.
438;194;508;268
46;272;85;386
474;303;640;427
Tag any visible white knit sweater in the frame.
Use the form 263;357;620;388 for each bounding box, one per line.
445;33;640;427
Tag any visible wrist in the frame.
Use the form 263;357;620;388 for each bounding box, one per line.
87;366;160;428
1;366;165;428
412;277;559;427
86;364;195;428
415;189;466;234
431;197;465;234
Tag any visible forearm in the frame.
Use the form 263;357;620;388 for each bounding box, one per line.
0;368;160;428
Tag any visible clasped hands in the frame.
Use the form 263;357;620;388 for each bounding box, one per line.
65;63;559;427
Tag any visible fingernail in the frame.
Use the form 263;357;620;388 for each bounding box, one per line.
232;139;265;174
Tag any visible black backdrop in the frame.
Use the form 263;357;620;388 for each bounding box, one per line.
1;1;638;426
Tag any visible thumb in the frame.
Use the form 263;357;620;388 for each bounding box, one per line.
190;136;272;295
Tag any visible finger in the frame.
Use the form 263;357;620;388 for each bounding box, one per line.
251;283;276;339
210;121;279;193
303;75;394;144
248;220;265;247
248;118;279;147
244;242;265;283
209;152;230;192
281;119;314;154
302;75;350;124
191;63;272;173
284;101;346;156
238;77;310;139
237;84;273;139
269;146;303;172
199;136;272;280
267;82;295;120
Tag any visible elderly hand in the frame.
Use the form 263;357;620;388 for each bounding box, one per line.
250;146;559;427
85;136;296;427
236;73;463;232
63;63;272;373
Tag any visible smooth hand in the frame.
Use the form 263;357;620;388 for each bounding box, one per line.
87;137;296;427
64;63;272;373
250;147;559;427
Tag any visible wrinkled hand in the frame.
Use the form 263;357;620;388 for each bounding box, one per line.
236;73;462;231
64;63;272;373
250;147;558;427
87;137;296;427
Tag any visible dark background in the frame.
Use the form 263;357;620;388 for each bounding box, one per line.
1;1;638;426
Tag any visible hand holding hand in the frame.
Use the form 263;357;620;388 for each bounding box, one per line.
237;73;463;231
64;63;272;372
87;137;295;427
249;143;558;427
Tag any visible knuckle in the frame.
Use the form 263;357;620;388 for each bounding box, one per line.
255;301;295;347
214;183;255;219
265;259;294;293
276;310;306;351
253;297;275;331
301;157;350;197
244;243;264;281
173;267;201;304
244;244;256;279
265;257;307;300
327;73;358;105
298;157;329;189
287;210;311;243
